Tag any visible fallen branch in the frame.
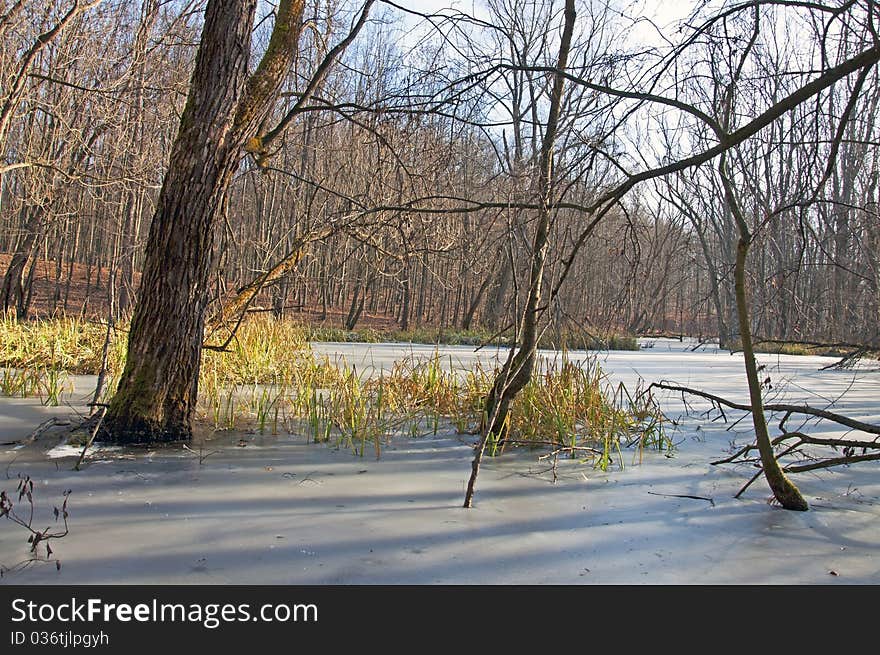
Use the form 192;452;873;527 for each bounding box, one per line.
647;491;715;507
0;417;71;446
749;335;879;370
688;337;715;352
650;381;880;436
651;381;880;498
733;451;880;497
784;452;880;473
753;336;878;354
712;431;880;466
819;347;872;371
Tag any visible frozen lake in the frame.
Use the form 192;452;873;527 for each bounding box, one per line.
1;339;878;584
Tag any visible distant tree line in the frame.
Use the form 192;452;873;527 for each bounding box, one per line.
2;0;876;352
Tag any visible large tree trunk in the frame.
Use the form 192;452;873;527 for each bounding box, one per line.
103;0;305;443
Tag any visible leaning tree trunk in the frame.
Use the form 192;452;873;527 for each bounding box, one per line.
733;236;808;510
464;0;576;507
721;157;808;510
712;12;806;510
103;0;305;443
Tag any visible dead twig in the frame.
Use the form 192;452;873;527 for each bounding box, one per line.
182;443;221;465
647;491;715;507
73;407;106;471
1;476;71;577
1;417;71;446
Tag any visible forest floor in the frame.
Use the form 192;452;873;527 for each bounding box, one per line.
1;339;878;584
0;253;398;330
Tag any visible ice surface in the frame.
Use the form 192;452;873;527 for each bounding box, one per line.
0;340;877;584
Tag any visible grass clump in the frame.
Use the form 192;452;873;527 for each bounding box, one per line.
0;313;104;405
0;313;118;374
485;355;671;470
1;314;667;470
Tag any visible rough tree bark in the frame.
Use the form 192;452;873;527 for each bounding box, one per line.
102;0;305;443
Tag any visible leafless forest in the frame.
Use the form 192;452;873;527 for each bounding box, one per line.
2;0;877;347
